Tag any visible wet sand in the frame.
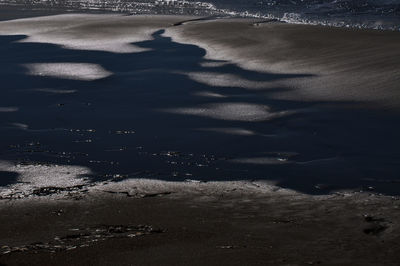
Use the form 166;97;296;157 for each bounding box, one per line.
1;11;400;265
1;14;400;195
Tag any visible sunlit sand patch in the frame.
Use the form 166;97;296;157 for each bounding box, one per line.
0;107;18;112
193;91;227;98
24;63;112;81
166;21;400;109
182;72;274;89
87;178;292;199
0;14;188;54
0;160;296;200
32;88;77;94
19;34;151;54
0;14;139;53
0;160;91;198
163;103;294;122
164;27;295;75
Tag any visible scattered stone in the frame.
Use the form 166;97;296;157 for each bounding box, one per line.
0;224;163;255
363;225;388;235
364;216;385;223
363;215;390;236
52;209;64;216
33;185;85;196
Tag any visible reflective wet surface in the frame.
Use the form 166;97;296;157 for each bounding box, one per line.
1;28;400;195
1;0;399;30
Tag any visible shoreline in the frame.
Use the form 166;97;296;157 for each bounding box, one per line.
1;11;400;264
2;13;400;105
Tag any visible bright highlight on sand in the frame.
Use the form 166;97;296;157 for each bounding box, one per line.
0;14;181;54
163;103;293;122
193;91;227;98
0;160;91;198
183;72;274;89
24;63;112;81
19;33;152;54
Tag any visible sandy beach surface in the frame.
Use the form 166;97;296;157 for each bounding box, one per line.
1;187;400;266
165;19;400;109
1;10;400;265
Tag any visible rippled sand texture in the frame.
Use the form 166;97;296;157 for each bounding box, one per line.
166;19;400;108
0;14;400;198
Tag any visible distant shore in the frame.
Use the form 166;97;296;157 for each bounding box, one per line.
1;10;400;265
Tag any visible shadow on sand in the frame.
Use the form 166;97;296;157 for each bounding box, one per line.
0;30;400;195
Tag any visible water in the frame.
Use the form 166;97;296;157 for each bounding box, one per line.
0;3;400;197
1;27;400;195
0;0;399;30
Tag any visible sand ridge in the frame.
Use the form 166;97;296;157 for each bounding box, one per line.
165;19;400;109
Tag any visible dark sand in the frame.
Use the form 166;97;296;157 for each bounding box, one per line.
1;11;400;265
1;190;400;266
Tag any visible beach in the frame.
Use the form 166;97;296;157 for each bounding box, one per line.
166;19;400;108
1;186;400;265
1;10;400;265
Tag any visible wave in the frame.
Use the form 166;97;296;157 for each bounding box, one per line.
1;0;399;30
